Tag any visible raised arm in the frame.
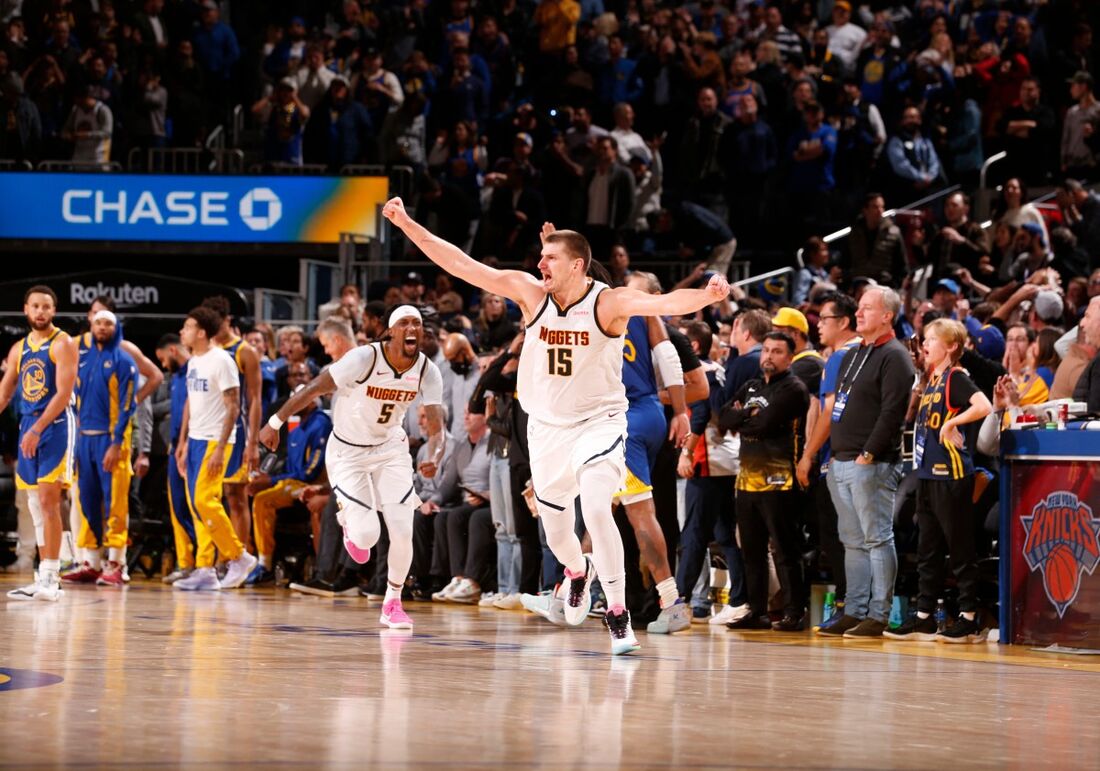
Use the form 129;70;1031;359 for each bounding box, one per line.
382;196;545;318
598;274;730;335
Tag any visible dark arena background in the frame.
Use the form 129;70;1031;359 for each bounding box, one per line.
3;0;1100;768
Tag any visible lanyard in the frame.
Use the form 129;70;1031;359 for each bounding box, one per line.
836;343;875;399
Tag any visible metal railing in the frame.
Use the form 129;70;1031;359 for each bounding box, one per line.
231;104;244;149
127;147;245;173
205;125;226;151
250;162;329;175
36;160;122;172
0;159;32;171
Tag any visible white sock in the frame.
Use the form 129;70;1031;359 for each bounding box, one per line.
577;461;627;609
961;611;975;621
917;611;930;619
85;549;102;570
40;558;60;581
108;547;124;564
384;581;402;603
656;577;679;609
258;555;271;569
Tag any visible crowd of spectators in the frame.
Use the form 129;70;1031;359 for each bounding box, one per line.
2;0;1100;259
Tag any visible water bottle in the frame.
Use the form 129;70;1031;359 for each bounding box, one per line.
935;599;946;633
823;591;836;623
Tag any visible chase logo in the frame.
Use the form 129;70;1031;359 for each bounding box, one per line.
239;187;282;232
1021;491;1100;618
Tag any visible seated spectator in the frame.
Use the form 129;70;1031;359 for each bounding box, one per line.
472;292;517;352
930;192;989;278
1032;327;1063;389
1003;323;1050;406
1007;223;1053;282
794;236;830;306
1057;179;1100;267
1074;297;1100;411
992;178;1048;264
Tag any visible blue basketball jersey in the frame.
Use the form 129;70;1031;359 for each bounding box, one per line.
622;316;658;403
19;328;66;417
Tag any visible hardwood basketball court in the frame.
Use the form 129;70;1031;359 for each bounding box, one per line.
3;579;1098;769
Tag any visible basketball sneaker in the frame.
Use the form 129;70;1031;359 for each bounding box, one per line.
432;577;461;602
493;593;524;610
219;552;259;589
244;564;275;586
96;562;125;588
162;568;192;584
380;599;414;629
937;614;988;644
478;591;502;607
709;603;752;626
604;605;641;655
646;600;691;634
174;567;220;591
61;562;102;584
520;590;568;626
7;572;41;600
449;578;480;604
342;527;371;564
884;613;938;641
35;574;63;602
563;555;595;626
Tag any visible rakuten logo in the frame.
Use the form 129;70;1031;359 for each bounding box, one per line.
70;282;160;308
60;187;283;232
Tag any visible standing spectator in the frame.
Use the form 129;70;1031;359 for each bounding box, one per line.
938;91;984;190
831;77;885;203
847;193;905;285
760;5;805;63
884;106;943;205
992;177;1049;251
130;67;167;151
351;48;404;131
253;78;309;166
62;85;112;164
165;40;206;148
534;0;581;56
857;20;901;110
0;73;40;163
1061;72;1100;181
825;0;866;78
819;287;914;639
679;86;731;221
294;45;335;111
1059;179;1100;265
720;332;810;631
679;32;726;96
884;319;993;643
597;36;642;110
787;100;837;236
303;77;374;170
192;0;239;126
609;102;647;165
583;135;635;256
133;0;169;63
436;46;488;130
930;192;989;276
720;92;776;247
721;49;766;119
998;77;1056;186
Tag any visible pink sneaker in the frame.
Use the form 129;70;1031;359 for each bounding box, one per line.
380;599;413;629
342;527;371;564
96;561;125;587
62;562;102;584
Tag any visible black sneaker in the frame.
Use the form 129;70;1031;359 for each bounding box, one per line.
288;577;339;597
329;571;360;596
727;614;773;630
884;613;938;641
772;613;805;632
937;614;988;644
843;618;887;638
816;614;862;637
244;567;275;586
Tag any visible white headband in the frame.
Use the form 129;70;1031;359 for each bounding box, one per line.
92;310;117;325
388;305;422;328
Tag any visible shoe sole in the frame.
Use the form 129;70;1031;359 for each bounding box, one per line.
937;632;988;644
380;615;413;630
842;633;884;639
883;631;938;641
611;641;641;655
34;591;63;602
449;596;479;604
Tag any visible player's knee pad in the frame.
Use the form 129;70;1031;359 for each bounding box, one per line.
27;492;44;545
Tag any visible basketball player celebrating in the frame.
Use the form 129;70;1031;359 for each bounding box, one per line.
382;196;730;655
257;306;447;630
0;286;77;601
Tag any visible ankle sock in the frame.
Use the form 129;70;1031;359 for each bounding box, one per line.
656;577;679;609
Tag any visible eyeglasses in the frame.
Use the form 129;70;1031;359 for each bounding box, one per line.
819;315;845;321
1089;278;1100;286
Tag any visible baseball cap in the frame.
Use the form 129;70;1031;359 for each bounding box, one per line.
628;147;651;165
515;132;533;147
935;278;960;295
1033;290;1064;323
278;76;296;90
1069;70;1094;88
771;307;809;335
834;0;852;11
975;324;1005;361
1021;222;1047;245
403;271;425;285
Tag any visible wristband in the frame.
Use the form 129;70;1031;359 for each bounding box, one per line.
267;414;285;431
28;428;40;437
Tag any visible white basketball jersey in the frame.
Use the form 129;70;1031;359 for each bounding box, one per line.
517;279;628;426
327;343;443;445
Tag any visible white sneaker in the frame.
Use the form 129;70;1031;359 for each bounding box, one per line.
162;568;193;584
478;591;501;607
709;603;752;626
520;590;568;627
493;593;524;610
219;552;259;589
449;578;480;604
563;555;595;626
432;577;461;602
7;571;41;600
174;567;220;591
35;576;63;602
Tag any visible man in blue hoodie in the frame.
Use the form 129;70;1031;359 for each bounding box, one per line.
64;310;137;588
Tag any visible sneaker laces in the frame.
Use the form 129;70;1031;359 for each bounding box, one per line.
604;608;631;640
565;564;588;607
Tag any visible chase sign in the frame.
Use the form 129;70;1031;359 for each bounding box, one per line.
0;173;387;243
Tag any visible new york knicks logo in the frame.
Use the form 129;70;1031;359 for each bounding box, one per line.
1021;491;1100;618
21;360;47;403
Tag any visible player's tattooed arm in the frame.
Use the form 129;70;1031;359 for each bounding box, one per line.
257;371;337;451
419;403;447;479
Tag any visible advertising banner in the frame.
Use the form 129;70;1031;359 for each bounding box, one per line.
1008;460;1100;647
0;172;387;244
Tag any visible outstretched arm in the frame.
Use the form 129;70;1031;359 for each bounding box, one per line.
257;371;338;451
599;274;730;335
383;196;545;318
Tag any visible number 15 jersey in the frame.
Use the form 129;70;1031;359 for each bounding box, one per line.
518;280;628;427
328;343;443;445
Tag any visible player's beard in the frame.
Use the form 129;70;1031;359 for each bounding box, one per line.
28;315;53;331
